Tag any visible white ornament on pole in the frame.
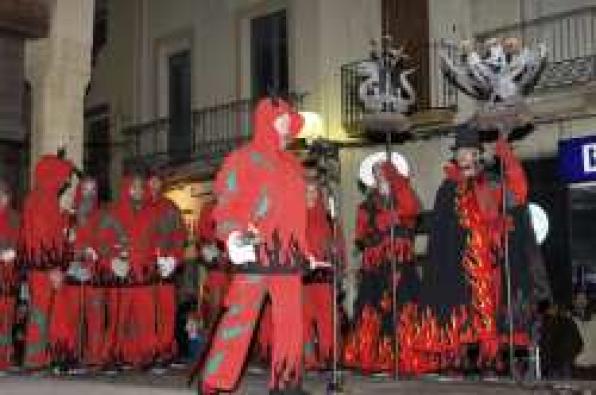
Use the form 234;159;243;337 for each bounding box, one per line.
528;202;549;245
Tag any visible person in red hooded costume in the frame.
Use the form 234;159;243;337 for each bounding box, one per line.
97;174;156;367
415;124;531;374
146;173;187;363
21;154;74;369
0;180;20;370
47;175;107;368
198;97;325;395
343;152;420;375
69;176;106;367
302;173;346;371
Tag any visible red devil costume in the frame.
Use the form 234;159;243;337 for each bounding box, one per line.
343;158;420;374
70;178;107;367
0;182;19;370
258;183;345;370
146;177;187;361
45;178;106;366
199;98;310;395
302;182;344;370
416;125;530;373
97;176;156;367
21;155;74;368
196;199;229;330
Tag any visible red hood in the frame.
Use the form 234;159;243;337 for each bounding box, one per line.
33;155;74;194
252;98;304;153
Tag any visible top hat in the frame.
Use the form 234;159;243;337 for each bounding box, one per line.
450;123;483;151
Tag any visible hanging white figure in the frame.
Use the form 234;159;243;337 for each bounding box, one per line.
441;37;547;104
357;45;416;114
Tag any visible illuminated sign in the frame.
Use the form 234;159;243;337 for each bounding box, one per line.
559;136;596;183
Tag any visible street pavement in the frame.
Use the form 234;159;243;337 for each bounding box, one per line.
1;368;595;394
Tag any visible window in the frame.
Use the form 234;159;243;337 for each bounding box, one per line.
250;10;288;100
168;50;192;163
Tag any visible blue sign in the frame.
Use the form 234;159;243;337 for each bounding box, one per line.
559;135;596;183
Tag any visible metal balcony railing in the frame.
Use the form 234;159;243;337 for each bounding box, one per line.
121;94;304;174
476;6;596;90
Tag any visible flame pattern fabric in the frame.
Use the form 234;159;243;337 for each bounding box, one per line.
344;165;420;374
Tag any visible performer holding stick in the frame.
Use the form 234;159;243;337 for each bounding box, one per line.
417;124;529;374
343;151;419;375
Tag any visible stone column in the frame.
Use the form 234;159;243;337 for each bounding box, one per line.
25;0;95;172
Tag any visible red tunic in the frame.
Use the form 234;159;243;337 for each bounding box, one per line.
212;98;307;268
96;177;154;283
21;155;74;264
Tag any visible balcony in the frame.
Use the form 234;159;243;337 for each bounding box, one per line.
340;42;460;137
121;94;305;177
476;6;596;90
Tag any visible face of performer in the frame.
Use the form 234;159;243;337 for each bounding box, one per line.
274;112;291;150
129;176;145;204
455;147;481;178
372;163;390;196
305;182;319;208
148;175;162;199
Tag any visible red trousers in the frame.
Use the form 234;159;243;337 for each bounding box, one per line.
303;282;333;369
50;285;82;360
155;283;176;360
24;271;53;368
0;296;15;369
201;269;230;328
84;286;106;366
202;274;303;393
104;286;156;366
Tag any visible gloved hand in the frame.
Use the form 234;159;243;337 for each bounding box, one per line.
0;248;16;262
157;256;177;278
111;257;130;279
227;230;257;265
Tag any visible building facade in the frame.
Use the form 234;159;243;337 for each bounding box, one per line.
85;0;596;307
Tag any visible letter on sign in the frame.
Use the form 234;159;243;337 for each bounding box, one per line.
583;143;596;173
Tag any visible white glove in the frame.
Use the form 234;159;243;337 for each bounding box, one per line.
308;255;332;270
0;248;16;262
227;231;256;265
67;261;91;283
201;244;220;263
111;257;130;279
157;256;176;278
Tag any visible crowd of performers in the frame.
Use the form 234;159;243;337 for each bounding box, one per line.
0;97;548;395
194;98;547;395
0;157;187;372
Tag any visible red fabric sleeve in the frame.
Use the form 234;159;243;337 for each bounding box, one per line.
495;138;528;205
159;203;187;263
393;176;420;229
196;202;216;244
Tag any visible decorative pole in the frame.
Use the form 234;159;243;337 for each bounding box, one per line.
357;34;416;381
